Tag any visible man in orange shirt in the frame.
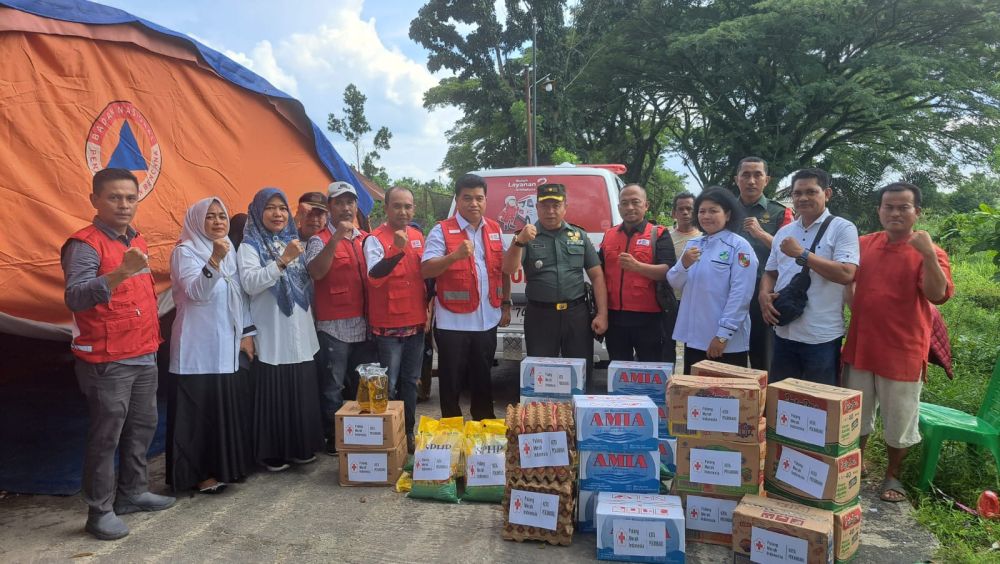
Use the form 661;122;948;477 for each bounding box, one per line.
842;182;954;503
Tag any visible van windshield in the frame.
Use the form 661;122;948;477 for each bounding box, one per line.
483;174;613;233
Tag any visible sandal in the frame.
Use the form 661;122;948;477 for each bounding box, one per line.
880;477;908;503
197;479;227;494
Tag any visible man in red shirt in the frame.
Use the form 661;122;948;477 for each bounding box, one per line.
842;182;954;503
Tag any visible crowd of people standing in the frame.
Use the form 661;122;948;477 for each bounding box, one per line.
62;156;953;540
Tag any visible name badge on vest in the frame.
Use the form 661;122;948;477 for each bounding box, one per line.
410;240;422;248
448;229;461;234
488;233;500;241
636;238;651;247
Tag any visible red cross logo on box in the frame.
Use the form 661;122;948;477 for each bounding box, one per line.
347;427;353;435
618;531;626;544
514;498;522;510
783;460;791;470
694;462;702;471
469;465;476;477
756;540;764;551
780;414;788;425
523;443;531;455
690;509;698;519
351;463;357;472
691;409;700;418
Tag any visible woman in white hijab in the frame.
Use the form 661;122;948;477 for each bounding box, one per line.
167;197;255;494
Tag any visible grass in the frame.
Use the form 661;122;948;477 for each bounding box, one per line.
862;252;1000;563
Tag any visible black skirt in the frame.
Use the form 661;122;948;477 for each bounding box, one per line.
251;359;324;462
166;370;253;492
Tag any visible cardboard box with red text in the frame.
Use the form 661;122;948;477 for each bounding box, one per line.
667;375;764;443
337;435;406;486
691;360;768;391
765;441;861;509
335;400;405;451
673;436;765;496
766;379;862;456
732;494;834;564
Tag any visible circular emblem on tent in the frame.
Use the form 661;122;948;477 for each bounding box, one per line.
85;101;162;200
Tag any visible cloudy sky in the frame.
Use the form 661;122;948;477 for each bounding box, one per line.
100;0;463;184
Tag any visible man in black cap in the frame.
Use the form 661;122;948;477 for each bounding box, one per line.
502;183;607;383
296;191;329;241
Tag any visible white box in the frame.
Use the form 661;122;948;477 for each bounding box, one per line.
520;356;587;398
596;494;686;563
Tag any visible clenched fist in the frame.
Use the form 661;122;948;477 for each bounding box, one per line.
451;240;473;260
211;238;230;264
393;229;408;250
744;217;765;239
681;246;701;268
618;252;641;272
334;220;355;239
515;224;537;245
120;247;148;276
281;239;304;263
908;230;935;257
779;236;804;258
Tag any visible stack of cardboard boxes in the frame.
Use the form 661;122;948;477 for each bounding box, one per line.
668;362;768;547
573;395;661;533
334;400;407;486
607;361;676;481
519;357;587;406
764;378;864;563
502;401;578;545
732;494;835;563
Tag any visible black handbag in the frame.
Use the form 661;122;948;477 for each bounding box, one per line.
651;225;679;315
772;215;835;326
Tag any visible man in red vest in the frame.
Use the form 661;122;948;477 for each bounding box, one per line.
421;174;512;420
306;181;374;455
61;168;175;540
600;184;677;362
364;186;429;452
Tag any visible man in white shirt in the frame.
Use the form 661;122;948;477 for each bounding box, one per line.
759;168;860;385
421;174;511;420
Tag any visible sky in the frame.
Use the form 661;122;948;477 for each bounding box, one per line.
98;0;463;184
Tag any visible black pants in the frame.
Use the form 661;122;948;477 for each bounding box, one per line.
660;303;679;364
683;346;749;375
606;317;663;362
748;277;773;371
524;301;594;389
434;326;498;420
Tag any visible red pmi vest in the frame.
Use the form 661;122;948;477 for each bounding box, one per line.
313;228;368;321
601;222;661;313
366;224;427;329
436;216;504;313
68;225;161;363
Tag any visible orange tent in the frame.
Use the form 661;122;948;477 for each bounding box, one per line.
0;0;372;339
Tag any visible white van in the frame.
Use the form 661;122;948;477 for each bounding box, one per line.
445;164;625;362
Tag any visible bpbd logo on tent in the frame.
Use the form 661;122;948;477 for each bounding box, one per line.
86;101;162;200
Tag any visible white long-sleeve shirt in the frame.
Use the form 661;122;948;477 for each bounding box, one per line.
169;246;254;374
237;243;319;366
667;229;757;352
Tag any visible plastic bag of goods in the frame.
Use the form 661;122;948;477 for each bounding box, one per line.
408;416;465;503
355;363;389;414
461;419;508;503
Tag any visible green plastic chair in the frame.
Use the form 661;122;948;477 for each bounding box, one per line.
917;355;1000;490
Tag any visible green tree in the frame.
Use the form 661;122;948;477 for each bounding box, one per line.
605;0;1000;190
327;84;393;180
948;173;1000;213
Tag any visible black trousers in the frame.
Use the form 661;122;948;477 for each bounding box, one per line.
683;346;749;375
434;326;498;421
524;301;594;390
606;317;663;362
660;303;679;364
748;277;773;371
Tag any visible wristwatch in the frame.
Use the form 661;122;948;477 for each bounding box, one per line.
716;337;728;344
795;250;811;266
501;300;513;306
514;240;527;248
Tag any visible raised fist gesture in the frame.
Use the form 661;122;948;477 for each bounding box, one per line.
334;220;355;239
452;239;473;260
515;224;537;245
121;247;148;276
281;239;304;263
393;229;408;250
211;238;230;264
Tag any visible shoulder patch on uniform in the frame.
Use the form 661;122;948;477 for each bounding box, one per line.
738;252;751;268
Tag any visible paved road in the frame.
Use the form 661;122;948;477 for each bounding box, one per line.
0;361;938;562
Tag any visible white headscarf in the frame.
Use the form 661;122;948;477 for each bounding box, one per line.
178;197;244;334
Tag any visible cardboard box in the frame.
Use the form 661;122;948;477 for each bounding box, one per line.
335;401;405;451
502;477;575;546
667;375;764;443
579;449;661;493
608;361;674;397
574;395;659;452
732;495;834;564
691;360;768;390
520;356;587;399
768;492;862;563
337;436;406;486
659;437;677;475
673;436;765;496
596;494;685;563
577;490;678;534
679;492;742;546
766;379;862;456
764;442;861;509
